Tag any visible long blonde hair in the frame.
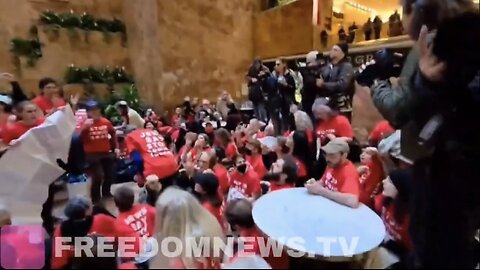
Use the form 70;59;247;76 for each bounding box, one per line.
152;188;225;269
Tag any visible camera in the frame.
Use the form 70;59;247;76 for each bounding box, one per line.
355;48;404;87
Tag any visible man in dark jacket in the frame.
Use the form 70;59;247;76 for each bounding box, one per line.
316;43;355;121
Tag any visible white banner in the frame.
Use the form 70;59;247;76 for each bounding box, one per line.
0;106;76;224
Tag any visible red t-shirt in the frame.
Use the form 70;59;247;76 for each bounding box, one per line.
359;155;384;206
315;115;353;144
126;129;178;179
225;142;238;160
202;201;223;227
51;214;117;269
246;154;268;179
116;204;156;238
374;195;412;251
32;95;66;115
81;117;116;154
214;163;230;195
229;168;261;198
369;120;394;146
321;161;360;196
270;182;295;192
1;118;45;145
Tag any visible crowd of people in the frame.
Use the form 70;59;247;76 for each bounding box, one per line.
1;0;480;269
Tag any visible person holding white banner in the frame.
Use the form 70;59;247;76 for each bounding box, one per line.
1;101;44;147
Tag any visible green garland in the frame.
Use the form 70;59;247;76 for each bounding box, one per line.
10;37;43;67
65;65;134;85
39;10;127;44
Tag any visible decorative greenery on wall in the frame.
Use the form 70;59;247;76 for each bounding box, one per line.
65;65;134;85
10;26;43;67
39;10;127;45
103;84;143;125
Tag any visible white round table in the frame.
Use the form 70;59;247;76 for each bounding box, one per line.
252;188;385;259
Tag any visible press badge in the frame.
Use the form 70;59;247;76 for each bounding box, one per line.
418;114;443;145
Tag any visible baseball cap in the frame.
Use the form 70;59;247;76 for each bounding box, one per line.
64;196;92;220
322;138;350;154
306;51;319;65
85;100;100;110
116;100;128;107
194;173;219;195
0;95;12;105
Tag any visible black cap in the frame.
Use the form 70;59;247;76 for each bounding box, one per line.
194;173;219;195
336;42;349;55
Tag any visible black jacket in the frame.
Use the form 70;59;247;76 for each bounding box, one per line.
319;60;355;112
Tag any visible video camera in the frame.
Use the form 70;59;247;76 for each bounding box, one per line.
355;48;404;87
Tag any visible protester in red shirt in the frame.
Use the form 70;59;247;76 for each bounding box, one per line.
358;147;385;207
306;138;360;208
369;120;395;147
68;234;138;270
32;78;66;116
126;128;178;190
1;101;44;146
114;186;156;268
194;173;224;227
189;133;213;162
312;98;353;145
263;155;298;193
208;148;230;196
374;169;413;266
80;100;118;203
245;139;268;179
51;196;120;269
214;128;238;163
228;156;262;201
177;132;198;163
225;199;289;269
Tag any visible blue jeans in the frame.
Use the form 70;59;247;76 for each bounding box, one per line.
254;102;267;122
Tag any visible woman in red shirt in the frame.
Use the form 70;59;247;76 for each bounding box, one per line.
312;98;353;145
375;169;413;267
358;147;385;207
80;100;119;203
1;101;44;146
214;128;238;163
51;196;119;269
245;139;268;179
190;133;213;162
32;78;66;116
151;188;224;269
194;173;224;227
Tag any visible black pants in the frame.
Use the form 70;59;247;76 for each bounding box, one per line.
86;153;115;203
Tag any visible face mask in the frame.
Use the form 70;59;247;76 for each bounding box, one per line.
237;164;247;174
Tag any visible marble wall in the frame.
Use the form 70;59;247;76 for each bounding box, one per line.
0;0;259;111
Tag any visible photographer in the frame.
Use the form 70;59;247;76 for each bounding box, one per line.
300;51;323;119
317;43;355;121
246;58;270;122
359;0;478;267
407;12;480;268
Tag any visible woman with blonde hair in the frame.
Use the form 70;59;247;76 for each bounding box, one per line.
151;188;225;269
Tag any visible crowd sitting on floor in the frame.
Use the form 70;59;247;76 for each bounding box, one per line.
1;0;480;269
